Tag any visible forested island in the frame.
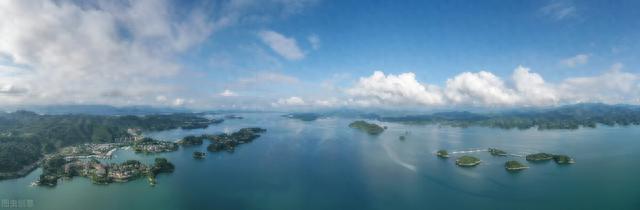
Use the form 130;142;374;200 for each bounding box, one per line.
0;111;219;180
283;113;322;121
348;121;385;135
206;128;267;153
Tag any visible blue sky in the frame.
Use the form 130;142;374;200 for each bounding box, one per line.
0;0;639;109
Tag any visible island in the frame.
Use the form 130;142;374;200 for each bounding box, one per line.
224;115;244;120
283;113;321;121
35;156;174;187
488;148;508;156
436;150;449;158
552;155;575;164
206;127;267;153
348;120;385;135
504;160;528;171
525;153;554;162
193;151;206;159
455;156;481;167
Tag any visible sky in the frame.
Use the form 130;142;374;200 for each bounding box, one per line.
0;0;639;110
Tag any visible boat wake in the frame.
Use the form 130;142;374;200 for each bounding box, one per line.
382;140;416;172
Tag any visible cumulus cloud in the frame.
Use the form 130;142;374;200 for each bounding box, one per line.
258;30;305;60
0;0;316;106
445;71;519;105
557;63;639;103
219;89;237;97
347;64;640;107
0;0;211;105
347;71;445;106
562;54;589;67
512;66;558;105
272;96;306;106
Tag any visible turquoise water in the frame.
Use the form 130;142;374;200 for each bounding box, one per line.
1;113;639;210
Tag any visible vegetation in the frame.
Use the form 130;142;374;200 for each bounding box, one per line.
0;111;213;177
178;135;205;146
525;153;554;162
193;152;206;159
380;103;640;130
436;150;449;158
553;155;575;164
35;157;175;187
455;156;481;167
488;148;508;156
504;160;528;171
206;127;267;153
348;120;385;135
284;113;321;121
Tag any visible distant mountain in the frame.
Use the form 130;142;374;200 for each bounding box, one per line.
380;103;640;130
13;105;191;115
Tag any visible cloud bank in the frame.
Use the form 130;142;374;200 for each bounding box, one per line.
345;65;640;108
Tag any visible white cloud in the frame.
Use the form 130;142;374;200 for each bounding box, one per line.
346;64;640;107
307;34;320;50
219;89;237;97
541;1;576;20
561;54;589;67
557;63;639;103
0;84;27;95
173;98;186;106
273;96;306;106
155;95;168;102
512;66;558;105
258;30;305;60
445;71;519;106
0;0;211;106
347;71;445;106
0;0;316;107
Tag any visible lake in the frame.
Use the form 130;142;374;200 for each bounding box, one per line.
1;113;639;210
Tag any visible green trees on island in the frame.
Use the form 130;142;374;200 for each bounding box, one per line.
0;111;215;177
348;121;385;135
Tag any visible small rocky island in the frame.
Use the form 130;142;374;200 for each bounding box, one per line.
436;150;449;158
552;154;575;164
348;120;385;135
455;156;481;167
504;160;528;171
283;113;321;121
525;153;554;162
193;151;206;159
488;148;508;156
36;156;174;187
206;127;267;153
526;152;575;164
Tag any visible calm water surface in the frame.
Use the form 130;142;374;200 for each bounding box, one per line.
1;113;639;210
